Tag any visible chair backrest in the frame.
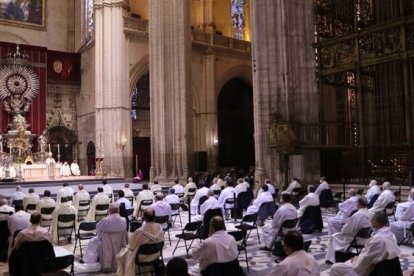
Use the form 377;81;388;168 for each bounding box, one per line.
79;221;97;232
224;197;235;204
41;254;74;273
140;199;153;209
125;196;134;203
369;257;402;276
135;241;164;265
258;201;277;221
333;192;343;200
41;206;56;215
66;196;73;202
368;194;380;209
170;203;181;211
26;204;37;211
188;188;196;195
228;230;247;244
176;193;184;198
236;192;249;210
79;200;90;207
130;221;143;232
202;258;243;276
12;199;23;207
199;195;208;206
96;203;109;211
58;214;76;224
355;227;372;239
357;189;364;195
184;221;202;232
155;215;169;225
213;190;221;195
291;187;301;196
281;218;298;229
385;201;396;210
319;189;334;207
242;213;258;225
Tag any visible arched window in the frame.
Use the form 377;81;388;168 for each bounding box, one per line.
131;72;150;120
231;0;245;40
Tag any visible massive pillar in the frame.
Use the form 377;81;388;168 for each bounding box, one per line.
149;0;192;183
94;0;132;177
251;0;318;187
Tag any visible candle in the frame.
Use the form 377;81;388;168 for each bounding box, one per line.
18;148;21;157
40;144;43;152
0;142;2;153
48;144;51;153
135;154;138;173
58;144;60;154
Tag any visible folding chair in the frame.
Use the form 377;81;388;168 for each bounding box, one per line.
228;230;249;271
137;199;153;219
40;207;56;228
78;200;90;220
57;214;76;245
224;197;236;221
130;221;143;233
73;221;97;262
12;199;23;207
135;241;165;276
170;203;182;227
385;201;396;222
346;227;372;254
41;254;75;276
173;221;202;257
234;213;260;243
155;215;171;246
357;189;364;196
25;204;37;214
95;203;109;222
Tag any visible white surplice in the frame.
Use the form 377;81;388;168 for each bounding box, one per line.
49;202;77;244
390;201;414;242
297;193;320;217
262;203;297;248
133;189;154;218
60;163;71;177
328;195;360;235
122;188;134;199
0;204;15;220
103;184;114;202
272;250;320;276
36;197;56;221
235;181;250;195
369;190;395;214
86;192;110;222
365;185;381;202
56;186;75;205
190;186;209;215
325;208;373;263
172;184;184;194
282;180;301;194
183;182;197;200
10;191;25;202
246;191;274;214
329;227;401;276
150;184;162;194
73;190;91;212
315;181;330;196
23;193;40;211
193;196;221;221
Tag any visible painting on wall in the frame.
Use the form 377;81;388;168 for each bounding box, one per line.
0;0;46;29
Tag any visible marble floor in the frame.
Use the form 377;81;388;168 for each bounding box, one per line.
2;210;414;276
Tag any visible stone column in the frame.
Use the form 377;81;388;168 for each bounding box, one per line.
149;0;192;183
251;0;317;187
94;0;132;177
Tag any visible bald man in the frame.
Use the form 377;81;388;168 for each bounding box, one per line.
73;184;90;215
327;188;360;235
369;182;395;214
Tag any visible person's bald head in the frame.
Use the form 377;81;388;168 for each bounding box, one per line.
207;189;214;197
143;208;155;222
124;183;130;189
155;193;164;201
109;203;119;214
78;184;84;190
382;181;391;190
356;197;368;209
209;216;225;236
348;188;357;197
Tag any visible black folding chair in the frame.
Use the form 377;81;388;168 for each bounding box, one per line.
40;207;56;227
347;227;372;254
170;203;182;227
228;230;249;271
202;258;244;276
155;215;171;246
130;221;143;233
41;254;75;276
173;221;202;257
224;197;236;221
357;189;364;195
73;221;97;262
136;241;165;276
137;199;153;219
385;201;396;222
234;213;260;243
187;188;196;199
78;200;91;219
57;214;76;245
25;203;37;213
95;203;109;222
12;199;23;207
370;256;402;276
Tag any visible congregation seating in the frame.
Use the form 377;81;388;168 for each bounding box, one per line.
170;203;182;227
57;214;76;245
135;241;165;276
234;213;260;243
173;221;202;257
95;203;109;222
299;205;323;234
257;201;277;226
73;221;97;262
155;215;172;246
228;230;249;271
201;258;244;276
40;207;56;227
25;203;37;213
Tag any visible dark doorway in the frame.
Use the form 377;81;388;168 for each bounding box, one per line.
86;141;96;176
133;137;150;180
217;78;254;173
48;126;77;163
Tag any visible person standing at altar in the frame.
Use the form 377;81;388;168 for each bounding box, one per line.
60;162;71;177
23;188;40;212
70;160;81;176
56;183;74;205
45;152;56;180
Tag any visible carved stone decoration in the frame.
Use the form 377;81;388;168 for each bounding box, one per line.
359;27;401;60
269;121;301;155
320;39;355;69
46;84;78;131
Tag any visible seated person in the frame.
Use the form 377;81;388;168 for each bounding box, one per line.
395;188;414;219
7;203;30;252
56;182;75;205
261;193;297;251
166;257;188;276
49;197;77;244
315;177;330;196
86;187;111;222
116;190;132;210
23;188;40;212
325;197;373;264
235;177;250;196
172;179;185;195
0;198;14;220
102;180;114;202
210;178;222;195
59;162;71;177
150;181;162;194
116;208;164;276
133;169;144;183
164;188;180;205
190;183;210;215
122;183;135;199
246;184;274;214
150;193;172;228
193;189;221;221
365;180;381;203
73;184;90;215
297;185;320;218
191;216;238;272
35;190;56;222
11;186;25;202
133;184;154;218
257;179;276;197
70;160;81;176
13;212;51;249
390;190;414;243
218;181;237;217
271;231;320;275
183;177;197;201
327;188;360;235
369;181;395;214
329;212;401;276
282;177;301;195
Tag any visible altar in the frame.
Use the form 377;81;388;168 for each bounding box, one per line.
21;163;62;180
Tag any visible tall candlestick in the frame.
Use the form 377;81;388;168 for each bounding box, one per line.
135;154;138;173
58;144;60;154
18;148;21;157
48;144;51;153
0;142;2;153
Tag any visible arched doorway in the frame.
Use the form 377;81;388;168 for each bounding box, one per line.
217;78;254;173
86;141;96;176
47;126;77;163
131;72;151;180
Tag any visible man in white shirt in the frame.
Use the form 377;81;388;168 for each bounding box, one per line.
73;184;90;215
390;190;414;243
218;182;237;218
49;197;77;244
190;183;210;215
247;184;274;214
210;178;221;194
133;184;154;218
86;187;111;222
265;179;276;196
282;177;301;195
315;177;330;196
150;193;172;228
325;197;373;264
172;179;184;195
271;231;320;276
0;198;14;221
70;160;81;176
116;190;132;210
194;189;221;221
7;203;30;253
56;182;75;205
327;188;360;235
183;177;197;201
261;193;298;250
235;178;250;195
217;175;226;189
365;179;381;203
298;185;320;218
35;190;56;223
13;213;51;249
150;180;162;194
122;183;135;199
369;181;395;214
164;189;180;205
23;188;40;212
192;216;238;272
102;180;114;202
10;186;25;202
329;212;401;276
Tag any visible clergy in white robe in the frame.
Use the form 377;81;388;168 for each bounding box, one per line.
247;184;274;214
395;188;414;219
133;185;154;218
13;213;51;249
122;183;134;199
150;194;172;228
210;179;221;193
49;197;77;244
35;190;56;222
369;182;395;214
116;208;164;276
218;184;237;216
60;162;71;177
282;178;301;194
235;178;250;195
23;188;40;212
315;177;330;196
7;204;30;254
56;183;75;205
217;177;226;189
192;216;238;271
193;190;221;221
329;213;401;276
325;197;373;263
190;184;210;215
102;181;114;202
70;160;81;176
390;192;414;243
73;184;90;215
150;181;162;194
172;179;185;195
261;193;298;249
327;188;360;235
365;180;381;202
164;189;180;205
183;177;197;201
116;190;132;210
297;185;320;217
271;231;320;276
10;186;25;202
86;187;111;222
0;199;15;220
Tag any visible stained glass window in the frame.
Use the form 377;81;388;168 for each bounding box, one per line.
131;73;150;120
131;87;138;120
86;0;94;41
231;0;245;40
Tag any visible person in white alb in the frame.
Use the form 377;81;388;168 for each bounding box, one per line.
247;184;274;214
7;203;30;254
172;179;184;195
0;199;14;221
35;190;56;223
217;175;226;189
60;161;71;177
56;182;75;205
102;180;114;202
282;177;301;195
183;177;197;201
73;184;90;215
70;160;81;176
329;212;401;276
164;189;180;205
261;193;298;251
325;197;373;264
297;185;320;218
390;190;414;243
193;189;221;221
369;181;395;214
235;177;250;195
133;184;154;218
218;182;237;218
122;183;135;199
49;197;77;244
150;181;162;194
191;216;239;272
86;187;111;222
10;186;25;202
190;183;210;215
315;177;330;196
150;193;172;228
23;188;40;212
327;188;360;235
365;179;381;203
271;231;320;276
210;178;221;195
116;190;132;210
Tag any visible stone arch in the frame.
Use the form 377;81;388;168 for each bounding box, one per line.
129;55;149;91
215;64;253;99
